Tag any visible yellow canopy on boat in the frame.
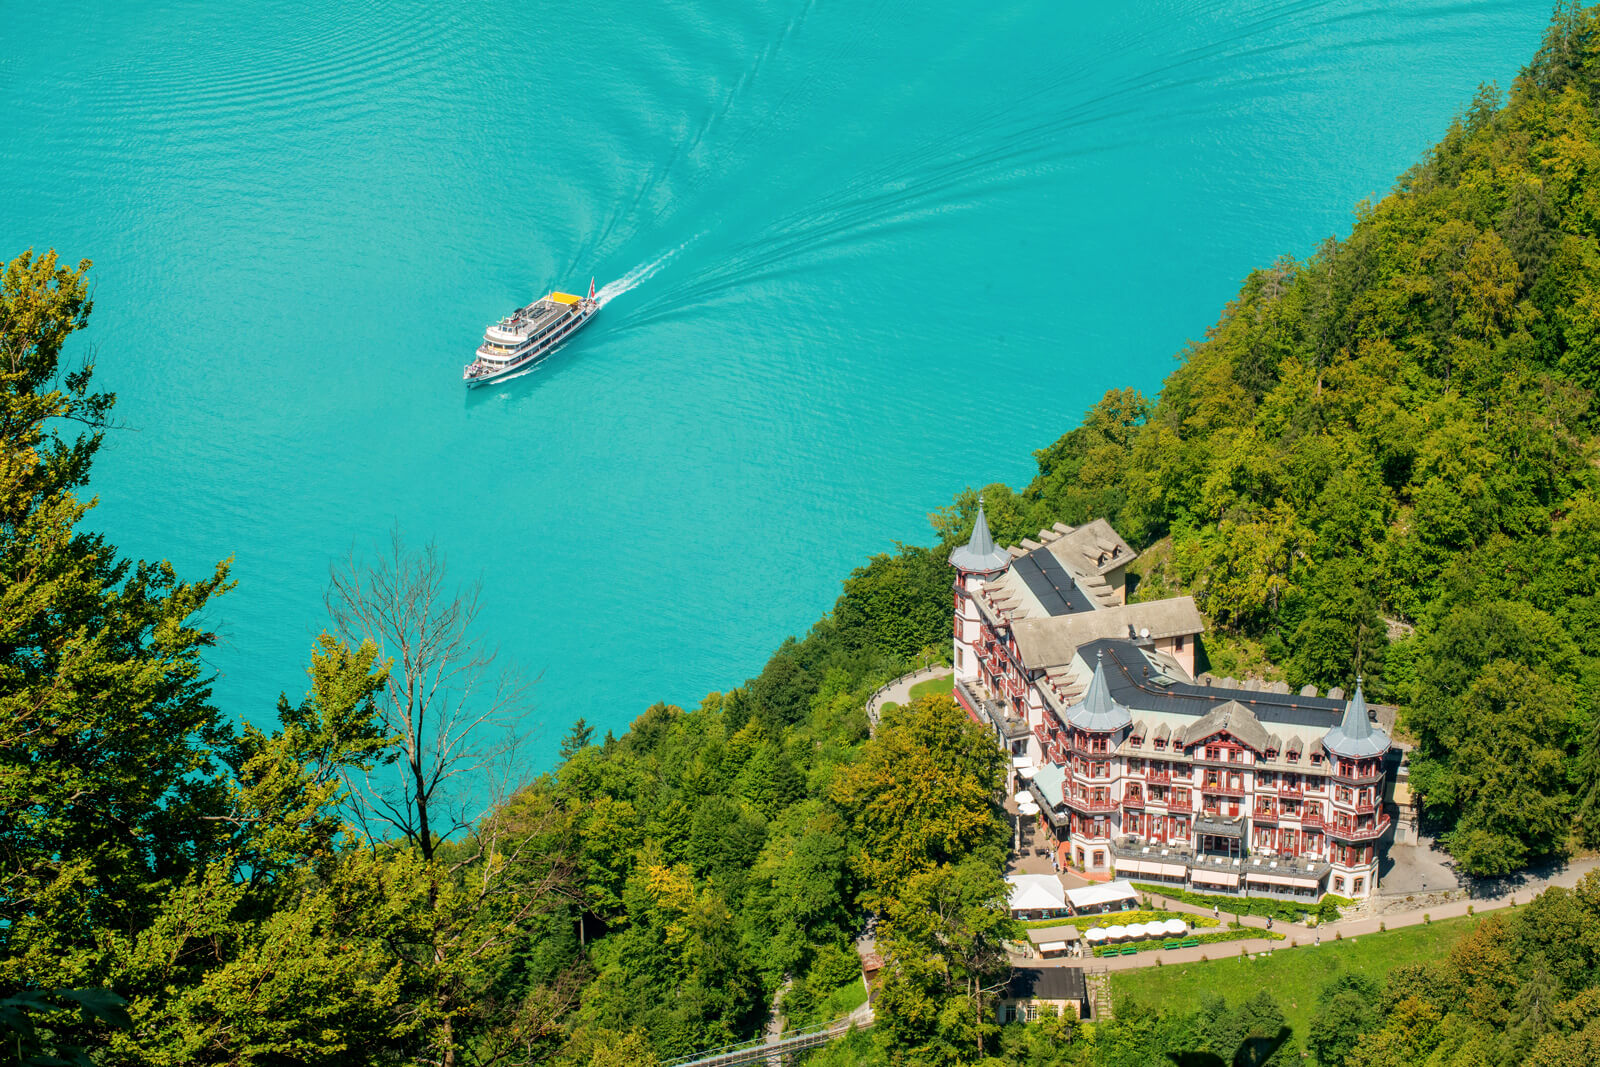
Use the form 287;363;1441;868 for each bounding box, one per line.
549;292;581;304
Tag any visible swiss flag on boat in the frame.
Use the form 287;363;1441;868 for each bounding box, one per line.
588;277;596;300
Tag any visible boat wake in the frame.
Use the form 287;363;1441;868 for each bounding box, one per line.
594;235;700;307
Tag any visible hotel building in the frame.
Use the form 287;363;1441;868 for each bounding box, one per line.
949;501;1394;900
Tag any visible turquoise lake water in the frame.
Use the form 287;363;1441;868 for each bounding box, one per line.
1;0;1554;765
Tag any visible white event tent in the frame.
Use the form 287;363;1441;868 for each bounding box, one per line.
1006;874;1068;918
1064;879;1140;916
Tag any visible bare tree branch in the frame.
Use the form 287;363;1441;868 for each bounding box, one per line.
325;527;532;862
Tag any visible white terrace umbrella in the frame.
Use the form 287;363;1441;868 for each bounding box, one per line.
1164;919;1188;936
1017;800;1040;815
1104;925;1128;941
1083;927;1108;943
1123;923;1147;940
1013;790;1033;804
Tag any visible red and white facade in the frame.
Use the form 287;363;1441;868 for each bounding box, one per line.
949;506;1392;901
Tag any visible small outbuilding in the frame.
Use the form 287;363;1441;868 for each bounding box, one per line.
1007;874;1068;919
997;967;1089;1023
1024;925;1081;959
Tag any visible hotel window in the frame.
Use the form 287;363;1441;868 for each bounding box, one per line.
1354;877;1365;894
1175;634;1185;652
1093;850;1106;867
1205;746;1221;761
1334;876;1345;893
1091;762;1109;778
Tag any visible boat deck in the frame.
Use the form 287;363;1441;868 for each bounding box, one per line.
493;300;571;339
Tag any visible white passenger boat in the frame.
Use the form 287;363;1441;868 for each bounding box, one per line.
464;280;598;386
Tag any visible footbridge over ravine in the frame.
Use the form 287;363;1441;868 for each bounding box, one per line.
661;1008;874;1067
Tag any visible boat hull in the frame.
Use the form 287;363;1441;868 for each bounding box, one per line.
465;304;597;387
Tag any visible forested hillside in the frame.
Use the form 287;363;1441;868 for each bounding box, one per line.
918;5;1600;878
14;6;1600;1067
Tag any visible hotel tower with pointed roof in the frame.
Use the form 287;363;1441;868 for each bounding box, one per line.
949;504;1395;900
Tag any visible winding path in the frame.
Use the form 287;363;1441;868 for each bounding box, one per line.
1051;855;1600;973
865;666;952;729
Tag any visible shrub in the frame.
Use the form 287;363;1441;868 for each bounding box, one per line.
1130;882;1334;924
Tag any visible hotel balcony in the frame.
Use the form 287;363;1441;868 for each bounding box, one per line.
1063;793;1119;814
1252;804;1279;822
1332;767;1385;784
1327;815;1391;842
955;677;1032;743
1278;783;1304;796
1110;836;1331;899
1142;769;1173;784
1330;798;1377;815
1200;781;1246;797
1295;810;1324;828
1123;789;1145;808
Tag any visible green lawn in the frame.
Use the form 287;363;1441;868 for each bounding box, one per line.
1110;914;1481;1045
879;674;953;717
906;674;953;703
815;977;868;1021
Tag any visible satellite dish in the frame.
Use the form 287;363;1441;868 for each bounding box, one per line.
1140;627;1150;639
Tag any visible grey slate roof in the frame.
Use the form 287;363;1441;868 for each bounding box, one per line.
1010;597;1205;669
1004;967;1087;1003
949;498;1013;573
1064;652;1133;732
1046;519;1138;577
1180;700;1272;753
1194;815;1245;838
1079;638;1375;736
1321;682;1390;758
